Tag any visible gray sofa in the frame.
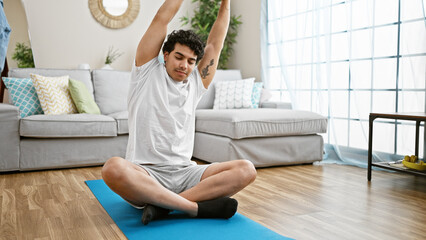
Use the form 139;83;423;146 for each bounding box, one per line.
0;68;129;172
0;68;327;172
193;70;327;167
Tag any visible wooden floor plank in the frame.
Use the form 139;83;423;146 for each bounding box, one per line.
0;188;17;240
0;163;425;240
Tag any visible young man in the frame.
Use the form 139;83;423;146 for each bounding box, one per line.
102;0;256;225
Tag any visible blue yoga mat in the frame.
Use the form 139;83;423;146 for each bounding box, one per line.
86;179;293;240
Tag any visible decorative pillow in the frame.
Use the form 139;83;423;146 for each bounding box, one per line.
68;78;101;114
260;88;273;104
31;74;77;115
213;78;255;109
251;82;263;108
2;77;44;118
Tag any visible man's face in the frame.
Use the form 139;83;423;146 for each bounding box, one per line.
164;43;197;82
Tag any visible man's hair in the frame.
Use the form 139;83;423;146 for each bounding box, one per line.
162;30;205;63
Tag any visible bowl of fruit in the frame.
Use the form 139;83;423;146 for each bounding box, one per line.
402;155;426;171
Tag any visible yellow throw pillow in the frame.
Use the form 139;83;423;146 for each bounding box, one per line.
31;74;77;115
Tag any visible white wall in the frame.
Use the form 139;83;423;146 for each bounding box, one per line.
4;0;30;69
229;0;261;81
18;0;195;71
5;0;262;80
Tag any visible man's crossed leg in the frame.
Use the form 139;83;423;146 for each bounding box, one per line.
102;157;256;225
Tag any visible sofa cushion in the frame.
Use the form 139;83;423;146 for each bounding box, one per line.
8;68;93;98
108;111;128;134
2;77;44;118
195;109;327;139
68;78;101;114
31;74;77;115
251;82;263;108
20;114;117;138
197;70;242;109
92;69;130;115
213;78;255;109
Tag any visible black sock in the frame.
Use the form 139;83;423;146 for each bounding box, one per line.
141;204;171;225
196;197;238;219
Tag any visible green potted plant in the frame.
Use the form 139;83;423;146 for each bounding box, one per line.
181;0;242;69
103;46;123;69
12;42;35;68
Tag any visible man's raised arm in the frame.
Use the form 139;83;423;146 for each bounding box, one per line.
197;0;230;89
135;0;184;67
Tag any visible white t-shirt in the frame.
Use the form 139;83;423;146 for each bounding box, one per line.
126;58;207;166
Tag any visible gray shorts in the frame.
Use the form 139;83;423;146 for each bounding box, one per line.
127;163;211;209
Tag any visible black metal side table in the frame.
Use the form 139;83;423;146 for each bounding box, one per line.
368;112;426;181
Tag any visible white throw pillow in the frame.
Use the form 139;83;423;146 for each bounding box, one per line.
31;74;77;115
213;78;255;109
260;88;273;104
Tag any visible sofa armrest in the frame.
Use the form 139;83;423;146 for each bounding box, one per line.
0;103;20;171
260;101;293;109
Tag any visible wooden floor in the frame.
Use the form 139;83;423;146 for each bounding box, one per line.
1;163;425;240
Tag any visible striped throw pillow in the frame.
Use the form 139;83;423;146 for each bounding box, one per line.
31;74;77;115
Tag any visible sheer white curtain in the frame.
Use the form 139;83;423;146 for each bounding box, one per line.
262;0;426;167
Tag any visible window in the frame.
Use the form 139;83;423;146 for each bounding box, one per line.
263;0;426;164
